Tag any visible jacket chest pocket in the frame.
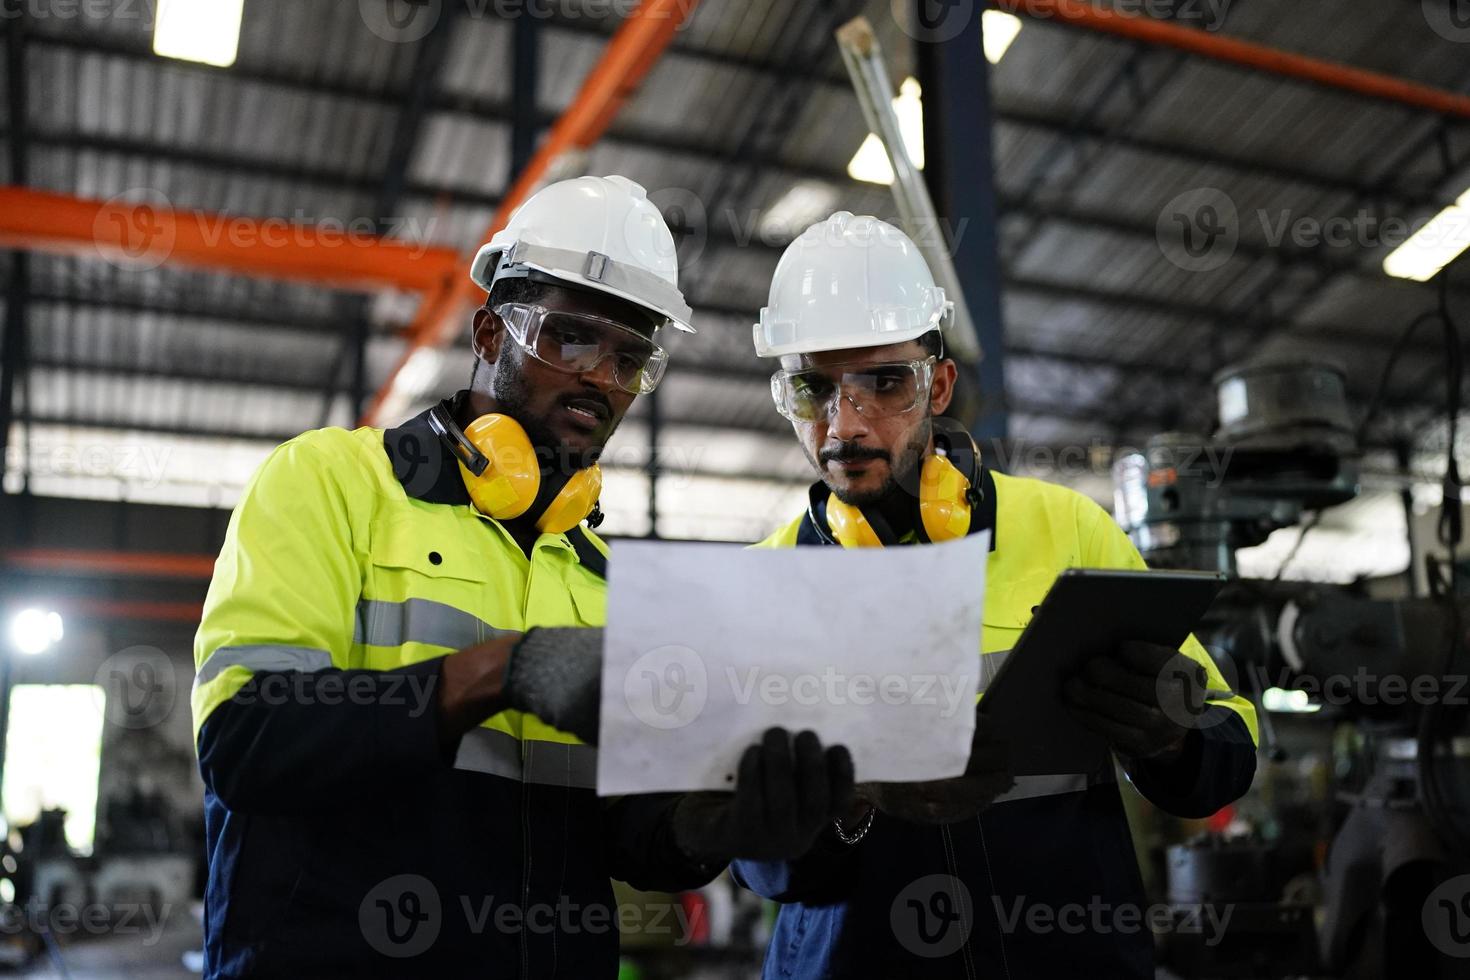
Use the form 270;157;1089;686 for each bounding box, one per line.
362;516;512;653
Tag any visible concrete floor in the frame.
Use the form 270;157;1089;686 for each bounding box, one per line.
3;904;201;980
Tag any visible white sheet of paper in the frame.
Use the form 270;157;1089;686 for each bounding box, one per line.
596;532;989;796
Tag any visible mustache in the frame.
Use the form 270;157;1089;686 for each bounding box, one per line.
819;443;890;465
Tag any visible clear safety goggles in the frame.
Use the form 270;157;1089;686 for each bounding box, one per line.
495;302;669;395
770;357;937;423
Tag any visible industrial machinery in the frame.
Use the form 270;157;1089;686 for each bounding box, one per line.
1112;360;1470;979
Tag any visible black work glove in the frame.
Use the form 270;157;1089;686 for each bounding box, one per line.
856;714;1014;825
1063;640;1208;763
501;627;602;744
671;728;855;864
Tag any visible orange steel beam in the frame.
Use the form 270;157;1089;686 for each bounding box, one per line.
996;0;1470;120
3;548;215;580
360;0;701;426
60;597;204;624
0;187;461;293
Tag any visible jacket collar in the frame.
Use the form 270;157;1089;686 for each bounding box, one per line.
382;391;474;506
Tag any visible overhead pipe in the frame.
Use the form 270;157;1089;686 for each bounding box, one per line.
3;548;215;580
0;188;461;292
361;0;702;426
994;0;1470;120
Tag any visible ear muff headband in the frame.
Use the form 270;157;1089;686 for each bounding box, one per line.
429;402;603;533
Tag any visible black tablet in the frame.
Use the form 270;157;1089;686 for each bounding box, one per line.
978;568;1228;778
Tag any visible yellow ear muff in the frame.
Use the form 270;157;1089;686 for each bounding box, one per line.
456;413;602;532
825;496;885;548
918;453;973;543
537;465;603;534
458;414;543;519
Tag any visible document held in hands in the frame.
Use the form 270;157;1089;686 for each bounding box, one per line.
596;532;989;796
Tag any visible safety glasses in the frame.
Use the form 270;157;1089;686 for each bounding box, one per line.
494;302;669;395
770;357;937;423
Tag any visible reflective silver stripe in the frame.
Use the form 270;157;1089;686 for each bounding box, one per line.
453;727;598;790
453;727;524;781
976;649;1011;693
993;768;1115;805
194;645;334;687
355;597;510;650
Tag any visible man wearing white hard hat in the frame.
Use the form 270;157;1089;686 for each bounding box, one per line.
193;176;854;978
730;212;1258;978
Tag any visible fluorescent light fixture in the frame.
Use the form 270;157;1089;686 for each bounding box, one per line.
759;181;841;240
983;10;1023;64
848;77;925;186
153;0;245;68
9;609;63;656
1262;687;1320;714
1383;187;1470;282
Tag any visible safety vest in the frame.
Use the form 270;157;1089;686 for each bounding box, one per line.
192;421;608;781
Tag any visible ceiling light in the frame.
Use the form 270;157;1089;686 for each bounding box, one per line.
759;182;841;240
153;0;245;69
9;609;64;656
847;77;925;186
983;10;1023;64
1383;187;1470;282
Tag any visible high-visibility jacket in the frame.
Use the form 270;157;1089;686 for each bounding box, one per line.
731;467;1258;979
193;395;704;979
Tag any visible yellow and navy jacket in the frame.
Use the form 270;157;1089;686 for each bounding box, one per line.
731;467;1258;979
192;395;704;979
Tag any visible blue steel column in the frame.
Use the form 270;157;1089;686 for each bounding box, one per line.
915;4;1008;442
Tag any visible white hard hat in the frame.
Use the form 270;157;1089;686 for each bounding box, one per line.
753;211;952;358
470;175;694;333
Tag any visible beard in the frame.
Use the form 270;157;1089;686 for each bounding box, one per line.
488;353;604;475
814;415;932;509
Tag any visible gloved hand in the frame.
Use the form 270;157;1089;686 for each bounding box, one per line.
671;728;855;864
1063;639;1207;762
501;627;603;744
855;714;1014;825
